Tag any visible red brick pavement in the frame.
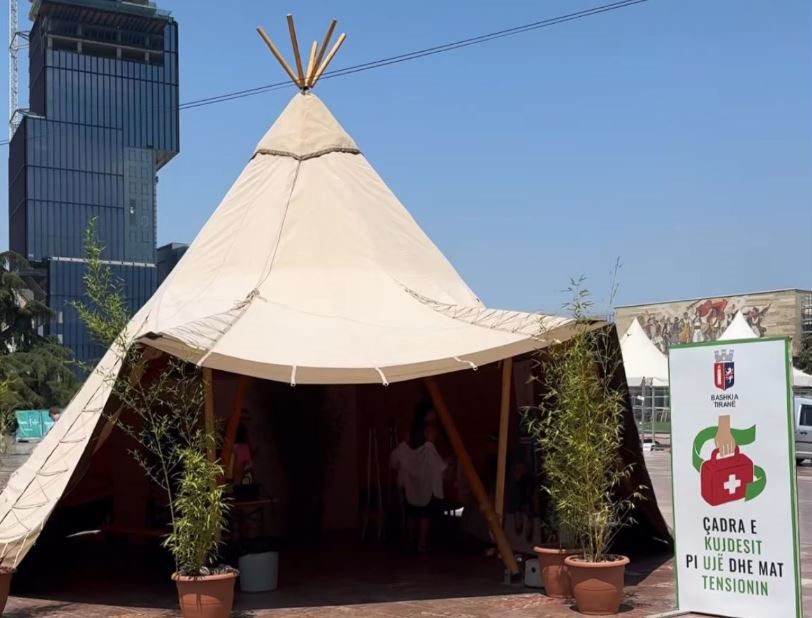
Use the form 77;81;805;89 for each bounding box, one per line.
5;554;679;618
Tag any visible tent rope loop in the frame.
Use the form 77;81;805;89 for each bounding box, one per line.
453;356;478;371
374;367;389;386
242;288;262;306
37;466;70;478
13;529;32;567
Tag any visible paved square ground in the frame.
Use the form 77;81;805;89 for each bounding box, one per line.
6;454;811;617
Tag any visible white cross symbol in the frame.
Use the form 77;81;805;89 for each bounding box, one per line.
724;474;742;495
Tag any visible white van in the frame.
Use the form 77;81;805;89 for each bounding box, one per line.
796;397;812;464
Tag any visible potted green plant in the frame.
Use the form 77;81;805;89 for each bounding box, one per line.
168;447;237;618
106;352;238;618
529;502;578;598
528;279;642;615
76;221;238;617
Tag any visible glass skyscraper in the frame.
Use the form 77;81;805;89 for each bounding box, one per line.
8;0;178;364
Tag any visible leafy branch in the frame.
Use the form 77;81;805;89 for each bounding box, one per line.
76;218;228;575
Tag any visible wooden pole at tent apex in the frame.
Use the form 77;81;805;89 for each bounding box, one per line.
256;27;300;88
203;368;215;463
310;33;346;88
305;41;318;88
310;19;336;86
286;15;306;88
256;16;346;91
423;377;520;576
494;358;513;523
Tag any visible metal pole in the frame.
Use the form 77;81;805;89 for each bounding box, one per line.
9;0;18;138
649;378;655;445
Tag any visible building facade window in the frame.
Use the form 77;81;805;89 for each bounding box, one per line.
802;293;812;338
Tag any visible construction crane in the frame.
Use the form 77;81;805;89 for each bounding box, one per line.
8;0;29;138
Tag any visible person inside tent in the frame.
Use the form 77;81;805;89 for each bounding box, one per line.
230;421;256;498
390;401;449;552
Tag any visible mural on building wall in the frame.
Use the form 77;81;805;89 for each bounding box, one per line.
634;298;771;353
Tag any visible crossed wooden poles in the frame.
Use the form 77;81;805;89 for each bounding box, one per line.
257;16;347;91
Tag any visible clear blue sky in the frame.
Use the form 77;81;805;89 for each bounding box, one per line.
2;0;810;314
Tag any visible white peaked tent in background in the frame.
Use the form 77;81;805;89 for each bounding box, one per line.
718;311;759;340
0;90;584;565
719;311;812;388
794;368;812;389
619;318;670;387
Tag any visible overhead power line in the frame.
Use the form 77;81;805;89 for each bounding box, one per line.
179;0;649;110
0;0;650;144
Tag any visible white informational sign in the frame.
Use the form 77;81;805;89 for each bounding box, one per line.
669;338;802;618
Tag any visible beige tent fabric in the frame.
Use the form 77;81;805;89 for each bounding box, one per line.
136;93;574;383
0;354;118;565
0;92;575;565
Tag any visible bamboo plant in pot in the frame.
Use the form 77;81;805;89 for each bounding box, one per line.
527;279;643;615
168;446;236;618
76;221;238;617
101;353;238;618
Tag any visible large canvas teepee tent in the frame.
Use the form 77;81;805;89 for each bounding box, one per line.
0;33;580;568
135;91;576;384
0;19;665;572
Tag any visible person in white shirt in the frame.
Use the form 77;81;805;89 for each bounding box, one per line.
390;402;447;552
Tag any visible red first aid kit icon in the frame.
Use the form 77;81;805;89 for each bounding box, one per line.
700;447;753;506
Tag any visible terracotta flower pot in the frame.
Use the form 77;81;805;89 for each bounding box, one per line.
0;567;14;614
173;570;239;618
533;545;579;598
564;554;629;615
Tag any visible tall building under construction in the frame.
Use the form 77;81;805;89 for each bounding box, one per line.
8;0;178;363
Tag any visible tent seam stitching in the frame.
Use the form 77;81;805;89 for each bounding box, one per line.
194;160;303;363
253;146;361;161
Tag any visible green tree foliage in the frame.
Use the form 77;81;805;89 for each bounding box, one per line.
0;379;16;454
0;252;78;420
0;252;52;353
797;335;812;375
0;343;77;410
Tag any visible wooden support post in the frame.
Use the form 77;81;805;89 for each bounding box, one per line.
494;357;513;523
424;377;520;576
220;375;250;481
203;368;215;463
